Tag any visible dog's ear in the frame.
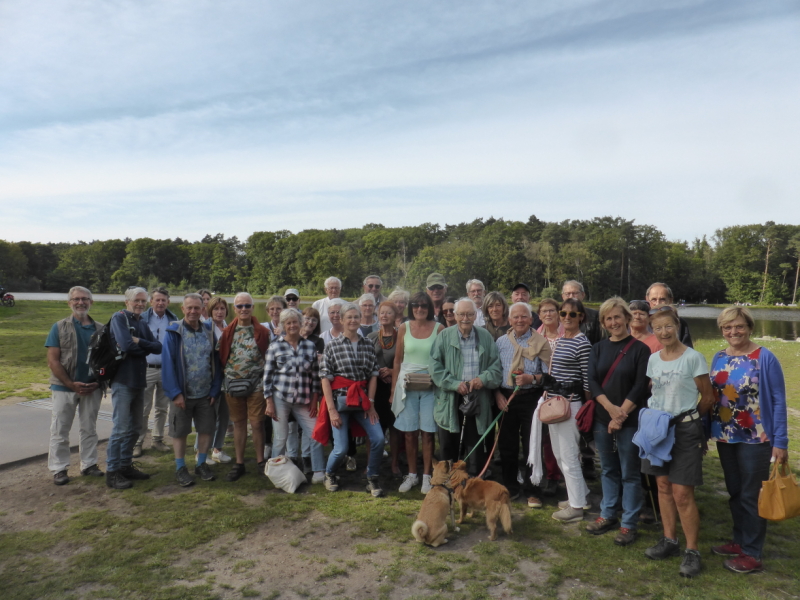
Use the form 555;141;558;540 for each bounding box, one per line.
445;460;452;472
432;458;439;468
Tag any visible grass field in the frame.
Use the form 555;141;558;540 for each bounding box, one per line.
1;301;799;600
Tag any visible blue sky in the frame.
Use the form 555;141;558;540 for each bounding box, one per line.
1;0;798;244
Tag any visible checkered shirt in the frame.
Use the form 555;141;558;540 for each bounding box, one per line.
459;327;480;382
319;334;379;382
263;337;321;403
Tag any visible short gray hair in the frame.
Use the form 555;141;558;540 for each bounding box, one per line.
267;295;287;309
509;302;532;318
388;288;410;303
363;274;382;286
646;282;674;302
125;287;148;302
183;292;203;305
357;293;376;306
279;307;304;327
456;298;477;314
327;298;347;314
68;286;92;301
340;302;361;318
562;280;584;294
234;291;254;304
466;279;485;292
324;276;342;288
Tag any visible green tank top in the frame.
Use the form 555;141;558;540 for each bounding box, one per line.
403;322;438;365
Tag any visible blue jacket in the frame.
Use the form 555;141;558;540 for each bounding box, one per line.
110;310;162;389
162;319;222;401
632;407;675;467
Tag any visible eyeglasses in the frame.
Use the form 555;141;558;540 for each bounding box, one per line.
562;291;581;298
234;304;253;309
455;312;476;318
285;296;299;302
427;285;444;291
367;284;381;289
721;324;749;333
539;308;556;314
559;311;582;318
410;302;429;309
70;297;91;303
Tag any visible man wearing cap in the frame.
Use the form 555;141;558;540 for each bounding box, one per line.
312;276;342;333
510;283;542;328
284;288;301;310
561;280;602;345
363;275;387;304
426;273;448;324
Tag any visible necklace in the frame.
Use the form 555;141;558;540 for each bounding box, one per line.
379;327;397;349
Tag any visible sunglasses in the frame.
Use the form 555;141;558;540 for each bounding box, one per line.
410;302;429;309
427;285;444;291
559;311;583;318
285;296;299;301
442;308;455;314
234;304;253;309
367;284;381;289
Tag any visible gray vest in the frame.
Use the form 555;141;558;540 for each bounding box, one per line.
48;316;103;387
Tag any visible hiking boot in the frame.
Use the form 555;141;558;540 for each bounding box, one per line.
679;549;702;578
366;476;385;498
551;506;583;523
311;472;325;484
398;473;419;493
614;528;638;546
53;470;69;486
212;449;232;463
176;466;195;487
120;463;150;480
302;457;313;474
81;464;104;477
132;444;143;458
559;499;592;511
105;471;133;490
586;517;619;535
226;463;246;482
151;440;170;452
645;537;680;560
527;496;543;508
724;553;764;574
711;541;743;557
346;456;357;471
194;462;215;482
324;473;339;492
541;479;558;497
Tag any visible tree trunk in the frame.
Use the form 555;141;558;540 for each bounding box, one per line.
759;239;772;303
793;257;800;305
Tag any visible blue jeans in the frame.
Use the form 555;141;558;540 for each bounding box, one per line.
594;422;643;530
271;397;325;473
326;410;384;478
107;382;145;472
717;441;772;559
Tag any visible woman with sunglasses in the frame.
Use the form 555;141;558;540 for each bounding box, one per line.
482;291;511;341
390;292;444;493
542;297;592;522
629;300;663;353
441;297;457;327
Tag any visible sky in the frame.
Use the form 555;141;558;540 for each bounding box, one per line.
1;0;798;245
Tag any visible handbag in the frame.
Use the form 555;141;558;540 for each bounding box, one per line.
576;337;638;433
404;372;432;391
758;461;800;521
335;390;364;412
225;376;258;397
458;392;480;416
539;392;572;424
265;456;308;493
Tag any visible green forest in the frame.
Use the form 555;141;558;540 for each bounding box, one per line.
2;216;799;304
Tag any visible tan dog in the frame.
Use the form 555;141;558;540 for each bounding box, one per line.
449;460;512;541
411;459;455;547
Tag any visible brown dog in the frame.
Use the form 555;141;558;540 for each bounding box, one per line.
411;459;455;547
449;460;512;541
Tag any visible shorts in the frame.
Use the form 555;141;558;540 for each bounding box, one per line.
641;419;704;487
394;389;436;433
169;396;216;438
227;390;266;423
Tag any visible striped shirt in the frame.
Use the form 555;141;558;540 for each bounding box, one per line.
549;333;591;394
459;327;480;381
263;337;321;404
319;334;379;382
495;330;545;390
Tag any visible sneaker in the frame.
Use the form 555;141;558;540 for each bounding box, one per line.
558;499;592;511
645;537;680;561
132;444;143;458
53;470;69;486
105;471;133;489
176;466;196;487
541;479;559;497
421;474;432;494
551;506;583;523
724;553;764;574
527;496;543;508
194;462;215;482
302;457;313;474
711;541;743;557
366;476;384;498
226;463;246;482
311;472;325;484
614;528;638;546
399;473;419;493
81;464;104;477
120;463;150;480
679;549;702;578
212;449;232;464
517;469;524;485
324;472;339;492
346;456;357;472
586;517;619;535
151;440;170;452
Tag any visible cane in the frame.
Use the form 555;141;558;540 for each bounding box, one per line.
456;392;470;460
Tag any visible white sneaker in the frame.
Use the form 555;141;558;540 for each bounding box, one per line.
421;474;432;494
345;456;357;472
311;472;325;484
399;473;419;493
212;449;232;463
558;499;592;510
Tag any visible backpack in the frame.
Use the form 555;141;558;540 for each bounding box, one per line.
87;311;130;384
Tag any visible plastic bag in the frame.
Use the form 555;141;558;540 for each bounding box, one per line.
265;456;307;493
758;461;800;521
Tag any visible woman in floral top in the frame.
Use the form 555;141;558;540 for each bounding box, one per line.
709;307;789;574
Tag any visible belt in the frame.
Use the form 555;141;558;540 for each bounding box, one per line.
147;364;162;369
669;409;699;424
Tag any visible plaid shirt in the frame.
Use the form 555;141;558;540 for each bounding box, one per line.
458;327;480;382
319;334;379;382
495;329;544;390
263;337;321;404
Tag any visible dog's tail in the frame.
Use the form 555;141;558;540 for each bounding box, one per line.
499;491;513;535
412;520;428;543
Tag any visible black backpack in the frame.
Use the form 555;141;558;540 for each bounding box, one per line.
87;311;130;383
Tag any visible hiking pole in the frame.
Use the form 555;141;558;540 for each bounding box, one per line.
457;392;470;460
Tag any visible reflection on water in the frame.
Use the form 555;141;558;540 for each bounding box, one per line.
680;306;800;341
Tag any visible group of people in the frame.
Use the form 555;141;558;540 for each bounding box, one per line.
46;275;789;578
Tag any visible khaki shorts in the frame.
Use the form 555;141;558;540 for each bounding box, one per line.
227;390;266;423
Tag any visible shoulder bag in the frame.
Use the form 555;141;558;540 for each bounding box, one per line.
576;337;637;433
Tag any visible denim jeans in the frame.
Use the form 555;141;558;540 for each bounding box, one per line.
594;422;643;529
107;382;145;472
326;410;384;477
271;397;325;473
717;441;772;559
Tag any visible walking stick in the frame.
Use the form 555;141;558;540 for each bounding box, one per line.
457;392;470;460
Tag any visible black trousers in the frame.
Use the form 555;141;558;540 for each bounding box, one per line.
497;388;541;496
438;396;486;476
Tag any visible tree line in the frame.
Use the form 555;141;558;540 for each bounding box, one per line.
1;217;799;305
